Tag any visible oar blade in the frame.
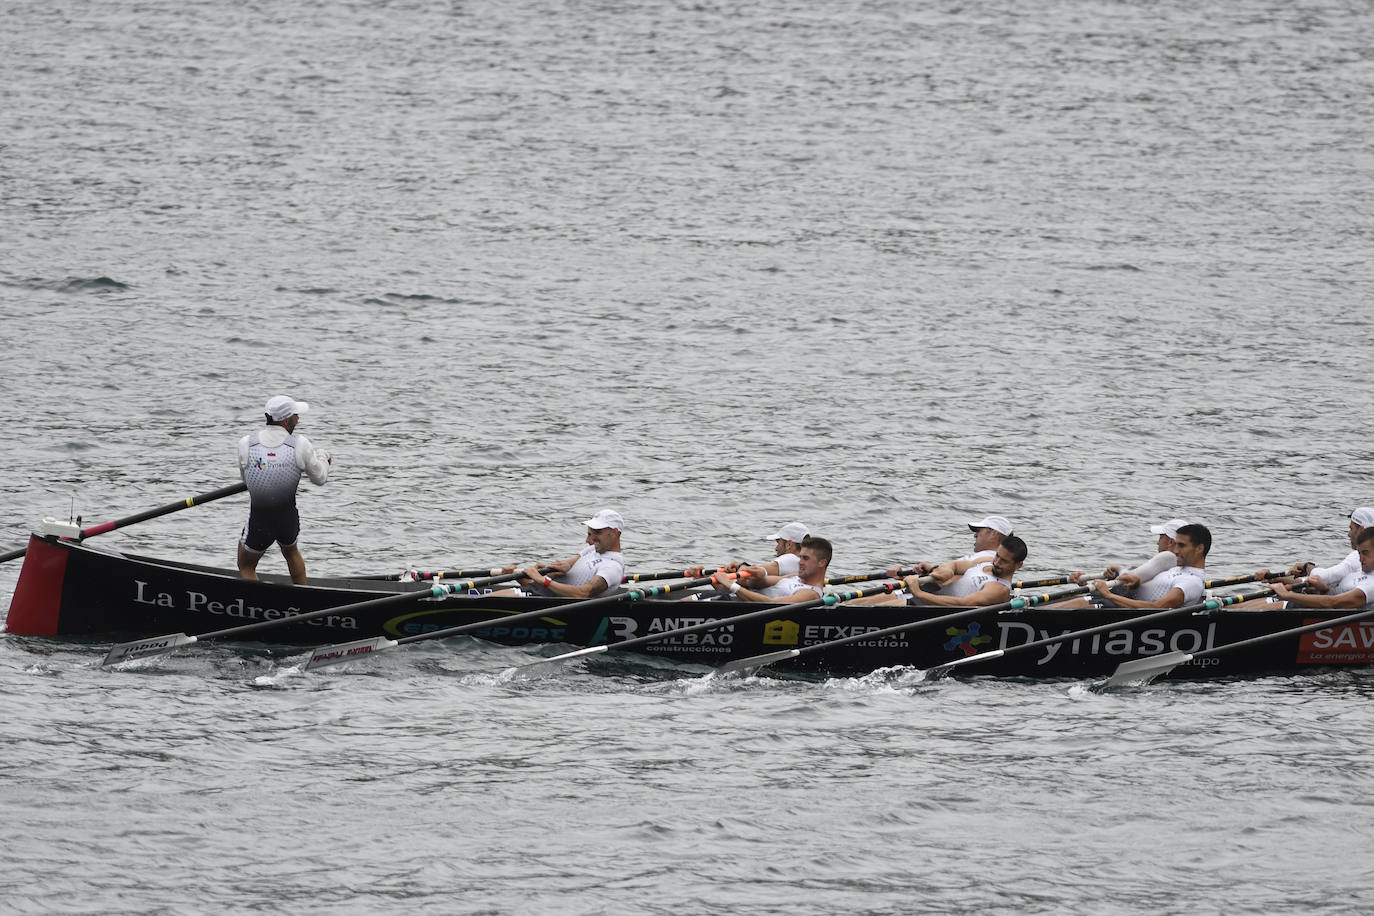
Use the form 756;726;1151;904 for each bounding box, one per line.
102;633;197;666
716;649;800;676
305;637;399;671
924;648;1006;680
1104;650;1192;688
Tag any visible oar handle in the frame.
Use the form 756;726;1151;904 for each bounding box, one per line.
79;482;249;538
824;568;917;586
3;482;250;565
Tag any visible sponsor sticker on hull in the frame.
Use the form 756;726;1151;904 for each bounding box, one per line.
1297;618;1374;664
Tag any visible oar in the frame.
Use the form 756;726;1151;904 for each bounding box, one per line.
304;574;725;670
1100;592;1374;687
1013;574;1077;589
352;566;526;582
926;586;1271;680
1;481;249;563
823;568;917;586
715;582;1084;676
356;565;706;584
527;580;907;672
101;569;537;666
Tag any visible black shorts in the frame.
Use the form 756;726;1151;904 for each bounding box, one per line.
240;503;300;553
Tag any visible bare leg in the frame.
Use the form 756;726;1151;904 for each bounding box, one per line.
238;542;262;580
281;543;308;585
1040;597;1095;609
846;592;908;606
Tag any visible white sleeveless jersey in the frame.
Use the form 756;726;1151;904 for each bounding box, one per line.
242;432;305;508
1133;565;1205;604
942;562;1010;599
757;575;820;600
775;553;801;577
1330;567;1374;610
1314;551;1360;589
561;546;625;589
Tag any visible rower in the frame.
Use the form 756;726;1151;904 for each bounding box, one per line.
904;536;1028;607
1255;507;1374;594
685;521;810;586
1269;528;1374;611
709;537;832;604
1089;523;1211;610
1048;517;1188;608
847;514;1015;606
502;509;626;599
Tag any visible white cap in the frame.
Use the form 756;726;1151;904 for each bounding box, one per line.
968;515;1013;536
769;522;809;543
584;509;624;531
265;395;309;422
1149;518;1189;539
1350;508;1374;528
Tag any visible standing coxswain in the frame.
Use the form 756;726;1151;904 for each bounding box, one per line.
236;394;331;585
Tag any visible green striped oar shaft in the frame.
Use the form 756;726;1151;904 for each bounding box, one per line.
716;584;1089;675
2;481;249;564
305;575;726;670
101;575;516;666
534;581;903;669
932;588;1272;679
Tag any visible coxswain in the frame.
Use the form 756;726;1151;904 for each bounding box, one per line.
236;394;331;585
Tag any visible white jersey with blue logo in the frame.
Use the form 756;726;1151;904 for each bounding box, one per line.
238;426;329;507
561;545;625;590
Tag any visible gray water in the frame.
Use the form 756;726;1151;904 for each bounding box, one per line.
3;0;1374;911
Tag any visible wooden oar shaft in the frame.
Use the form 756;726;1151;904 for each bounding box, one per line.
565;581;901;660
1188;599;1373;660
2;481;249;564
392;576;719;648
192;579;488;642
823;568;915;586
80;482;249;538
937;589;1268;676
798;586;1090;660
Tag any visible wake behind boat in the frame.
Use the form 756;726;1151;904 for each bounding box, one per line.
8;532;1374;680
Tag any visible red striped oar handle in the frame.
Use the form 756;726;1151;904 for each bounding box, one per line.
2;482;250;564
80;482;249;538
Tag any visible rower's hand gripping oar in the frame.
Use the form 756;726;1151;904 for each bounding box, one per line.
1;481;249;564
304;574;726;670
100;569;542;666
714;580;1081;676
1100;589;1374;688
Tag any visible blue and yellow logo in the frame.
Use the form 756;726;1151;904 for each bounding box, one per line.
944;622;992;656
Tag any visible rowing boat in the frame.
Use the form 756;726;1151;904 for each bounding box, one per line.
6;533;1373;679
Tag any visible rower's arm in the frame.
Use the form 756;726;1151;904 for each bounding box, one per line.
1093;584;1185;610
544;574;609;600
1273;584;1369;610
910;581;1010;608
